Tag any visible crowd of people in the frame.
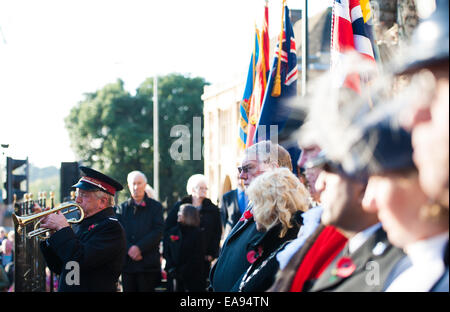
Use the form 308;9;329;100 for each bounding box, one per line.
2;1;448;293
0;227;14;291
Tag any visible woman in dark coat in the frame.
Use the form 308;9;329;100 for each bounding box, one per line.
164;204;206;292
232;168;310;292
164;174;222;287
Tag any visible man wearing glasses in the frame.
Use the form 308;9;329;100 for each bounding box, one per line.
209;140;293;292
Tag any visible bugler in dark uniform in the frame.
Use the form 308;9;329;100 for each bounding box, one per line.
39;166;127;292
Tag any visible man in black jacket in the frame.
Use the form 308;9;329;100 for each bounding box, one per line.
219;184;247;240
39;166;127;292
116;170;164;292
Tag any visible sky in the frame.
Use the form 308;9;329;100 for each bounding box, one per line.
0;0;331;168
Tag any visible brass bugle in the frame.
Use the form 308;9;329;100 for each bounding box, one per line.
12;201;85;239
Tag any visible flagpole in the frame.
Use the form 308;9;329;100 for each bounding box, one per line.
153;75;160;201
301;0;309;96
271;0;285;97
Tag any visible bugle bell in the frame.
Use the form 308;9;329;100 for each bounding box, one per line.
12;201;85;239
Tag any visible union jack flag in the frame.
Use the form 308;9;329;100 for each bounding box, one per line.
331;0;378;93
254;2;298;144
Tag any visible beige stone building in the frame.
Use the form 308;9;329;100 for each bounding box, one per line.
202;80;244;204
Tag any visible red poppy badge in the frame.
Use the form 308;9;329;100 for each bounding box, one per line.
246;246;263;264
239;209;253;222
331;257;356;279
170;235;180;242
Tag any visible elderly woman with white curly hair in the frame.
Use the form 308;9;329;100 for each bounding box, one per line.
232;167;310;292
164;173;222;291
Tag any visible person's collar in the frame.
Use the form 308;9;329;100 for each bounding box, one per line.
133;199;146;207
301;205;323;223
405;232;449;265
348;223;382;254
132;194;147;207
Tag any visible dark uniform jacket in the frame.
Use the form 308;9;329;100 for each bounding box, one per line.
219;189;242;239
304;226;405;292
116;194;164;273
165;196;222;260
163;224;206;291
40;207;126;292
210;204;265;292
232;220;300;292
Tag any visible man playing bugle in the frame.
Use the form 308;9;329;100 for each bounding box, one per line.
37;166;126;292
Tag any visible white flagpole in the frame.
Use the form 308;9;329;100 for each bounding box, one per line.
153;76;160;201
301;0;309;96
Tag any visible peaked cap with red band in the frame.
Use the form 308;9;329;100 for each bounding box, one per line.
72;166;123;196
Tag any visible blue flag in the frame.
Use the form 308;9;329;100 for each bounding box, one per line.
238;32;259;151
255;4;298;144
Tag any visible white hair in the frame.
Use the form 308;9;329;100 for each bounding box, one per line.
127;170;147;185
145;184;155;198
186;174;207;195
93;191;115;206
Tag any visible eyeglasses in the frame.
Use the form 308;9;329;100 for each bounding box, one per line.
237;164;253;174
75;190;94;199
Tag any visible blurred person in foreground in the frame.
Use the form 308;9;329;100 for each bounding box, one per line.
276;122;325;272
359;118;449;291
270;78;406;292
398;0;449;212
365;1;449;291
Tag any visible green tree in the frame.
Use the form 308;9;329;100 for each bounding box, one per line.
137;74;206;210
65;74;207;210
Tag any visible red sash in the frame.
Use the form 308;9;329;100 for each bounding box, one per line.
290;226;348;292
